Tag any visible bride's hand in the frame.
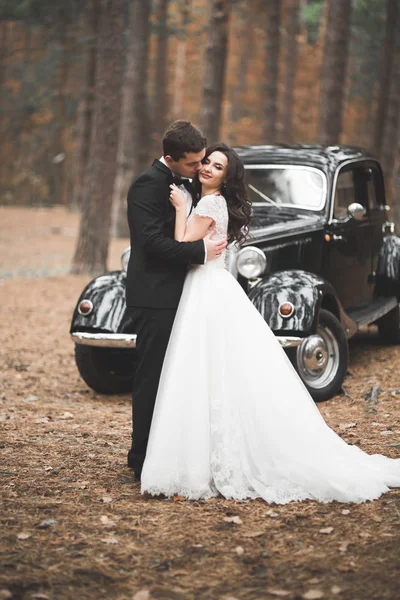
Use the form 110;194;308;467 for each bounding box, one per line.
169;184;186;210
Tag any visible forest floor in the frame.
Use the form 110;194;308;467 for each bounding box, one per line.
1;206;399;600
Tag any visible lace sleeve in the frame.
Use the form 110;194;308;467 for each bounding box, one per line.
194;194;221;222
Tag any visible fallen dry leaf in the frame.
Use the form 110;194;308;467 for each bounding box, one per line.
101;496;113;503
37;519;57;529
224;516;243;525
371;515;383;523
133;590;152;600
302;590;324;600
339;422;357;430
242;530;265;538
24;395;38;402
173;495;186;502
339;541;350;553
319;527;334;534
265;509;279;518
266;589;290;597
59;411;74;420
100;515;116;527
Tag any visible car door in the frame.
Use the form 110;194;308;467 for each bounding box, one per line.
362;161;387;277
324;162;375;310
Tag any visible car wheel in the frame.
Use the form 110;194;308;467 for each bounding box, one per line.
377;303;400;344
74;344;136;395
290;309;349;403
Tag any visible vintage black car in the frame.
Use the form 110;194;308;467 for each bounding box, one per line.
70;144;400;402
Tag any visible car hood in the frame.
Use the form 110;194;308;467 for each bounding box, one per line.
248;207;325;241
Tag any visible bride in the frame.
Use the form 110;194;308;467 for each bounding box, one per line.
140;142;400;504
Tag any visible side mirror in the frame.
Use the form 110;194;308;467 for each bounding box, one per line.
347;202;366;221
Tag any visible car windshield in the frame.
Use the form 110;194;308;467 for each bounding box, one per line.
244;166;326;210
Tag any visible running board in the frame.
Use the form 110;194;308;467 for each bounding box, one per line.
346;296;398;328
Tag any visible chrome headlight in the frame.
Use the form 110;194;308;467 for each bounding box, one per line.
121;247;131;272
236;246;266;279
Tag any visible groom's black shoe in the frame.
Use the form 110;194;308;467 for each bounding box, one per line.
127;450;141;482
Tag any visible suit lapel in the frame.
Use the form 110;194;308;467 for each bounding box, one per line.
152;159;173;181
152;158;198;214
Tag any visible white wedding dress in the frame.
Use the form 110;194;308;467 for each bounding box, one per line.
141;194;400;503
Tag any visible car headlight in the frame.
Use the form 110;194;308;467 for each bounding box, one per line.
236;246;266;279
121;247;131;272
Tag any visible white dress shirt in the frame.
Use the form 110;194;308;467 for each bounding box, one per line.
160;156;192;216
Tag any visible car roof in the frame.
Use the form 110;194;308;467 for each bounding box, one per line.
234;144;375;173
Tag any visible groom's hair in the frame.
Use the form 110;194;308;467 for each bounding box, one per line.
163;120;206;161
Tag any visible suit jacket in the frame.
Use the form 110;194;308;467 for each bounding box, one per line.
126;159;205;309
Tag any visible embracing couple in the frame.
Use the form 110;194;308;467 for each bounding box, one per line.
125;120;400;504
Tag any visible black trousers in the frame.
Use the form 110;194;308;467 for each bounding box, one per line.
127;307;177;474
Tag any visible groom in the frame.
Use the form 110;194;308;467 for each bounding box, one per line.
125;120;227;480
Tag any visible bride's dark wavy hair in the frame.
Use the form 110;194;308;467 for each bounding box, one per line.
194;142;251;244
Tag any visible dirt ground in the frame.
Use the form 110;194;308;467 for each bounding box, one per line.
0;206;399;600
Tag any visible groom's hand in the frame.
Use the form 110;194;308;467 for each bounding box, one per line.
204;230;228;261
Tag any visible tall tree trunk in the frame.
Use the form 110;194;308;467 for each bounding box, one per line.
0;21;9;190
318;0;352;146
71;0;124;275
111;0;151;239
392;129;400;230
200;0;232;142
71;0;99;210
373;0;398;156
172;0;191;119
228;3;255;142
152;0;169;152
281;0;300;143
49;9;72;205
380;35;400;205
262;0;281;142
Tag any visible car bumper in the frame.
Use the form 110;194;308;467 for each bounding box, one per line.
71;332;137;348
71;332;301;350
275;336;303;348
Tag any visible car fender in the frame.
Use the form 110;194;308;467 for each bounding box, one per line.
375;234;400;299
248;269;342;335
70;271;130;334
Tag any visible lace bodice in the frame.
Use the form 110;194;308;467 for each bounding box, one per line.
189;194;229;269
190;194;228;240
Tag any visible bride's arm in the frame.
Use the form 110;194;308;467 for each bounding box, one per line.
181;214;214;242
169;185;214;242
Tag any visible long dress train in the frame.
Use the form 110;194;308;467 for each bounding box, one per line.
141;194;400;504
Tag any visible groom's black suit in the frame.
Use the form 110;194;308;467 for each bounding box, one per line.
126;159;205;476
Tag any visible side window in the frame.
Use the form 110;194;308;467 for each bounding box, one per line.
354;166;379;213
334;170;356;218
365;168;380;211
334;164;380;219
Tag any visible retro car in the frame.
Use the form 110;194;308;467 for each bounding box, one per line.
70;145;400;402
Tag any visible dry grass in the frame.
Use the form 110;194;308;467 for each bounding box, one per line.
0;206;399;600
